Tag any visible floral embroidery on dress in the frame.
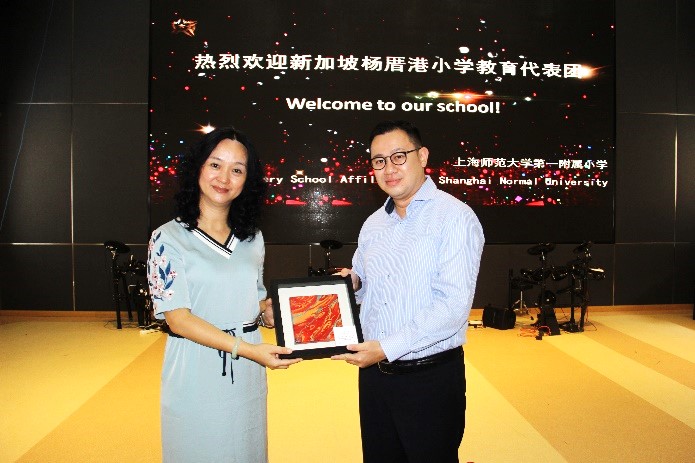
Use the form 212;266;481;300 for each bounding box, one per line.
148;230;177;301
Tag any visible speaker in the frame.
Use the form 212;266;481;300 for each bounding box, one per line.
482;304;516;330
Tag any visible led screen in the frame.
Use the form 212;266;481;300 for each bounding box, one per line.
149;0;615;244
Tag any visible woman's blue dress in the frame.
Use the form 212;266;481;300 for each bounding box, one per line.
147;219;268;462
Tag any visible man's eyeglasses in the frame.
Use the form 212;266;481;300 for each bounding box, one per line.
370;147;420;170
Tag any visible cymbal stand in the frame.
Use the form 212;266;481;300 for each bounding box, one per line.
308;239;343;277
562;246;593;333
537;250;549;309
532;246;561;336
565;269;591;332
561;271;583;332
132;281;152;328
508;269;529;315
515;291;528;315
108;250;133;330
578;279;590;331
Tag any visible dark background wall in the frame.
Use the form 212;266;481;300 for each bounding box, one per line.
1;0;693;313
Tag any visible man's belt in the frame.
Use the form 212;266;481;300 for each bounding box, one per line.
377;346;463;375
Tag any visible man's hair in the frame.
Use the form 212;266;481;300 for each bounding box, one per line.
368;120;423;148
174;126;267;241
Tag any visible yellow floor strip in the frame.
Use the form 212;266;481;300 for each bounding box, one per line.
16;336;165;463
0;322;161;463
264;328;363;463
546;334;695;429
4;313;693;462
462;361;568;463
589;313;695;363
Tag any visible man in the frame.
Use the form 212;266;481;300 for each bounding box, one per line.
332;120;485;463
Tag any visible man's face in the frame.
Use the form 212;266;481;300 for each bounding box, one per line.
370;129;428;206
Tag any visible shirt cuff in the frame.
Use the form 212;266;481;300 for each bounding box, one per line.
379;335;410;362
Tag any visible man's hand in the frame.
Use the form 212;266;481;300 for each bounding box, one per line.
338;267;361;292
259;298;275;328
331;340;386;368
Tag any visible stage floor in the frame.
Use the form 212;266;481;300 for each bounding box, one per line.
1;307;694;462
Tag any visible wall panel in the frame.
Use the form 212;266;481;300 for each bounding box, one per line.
615;114;676;243
0;245;73;310
72;104;148;244
0;104;72;243
676;116;695;241
1;0;72;104
674;243;695;304
615;0;677;113
614;244;674;305
676;0;695;113
73;0;150;103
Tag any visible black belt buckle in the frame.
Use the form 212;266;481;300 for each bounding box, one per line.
377;360;397;375
377;347;462;375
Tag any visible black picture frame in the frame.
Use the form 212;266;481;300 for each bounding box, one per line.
270;275;363;359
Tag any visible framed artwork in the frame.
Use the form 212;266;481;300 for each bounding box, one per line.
270;275;363;359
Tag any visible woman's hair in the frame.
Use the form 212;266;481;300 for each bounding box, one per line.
174;127;267;241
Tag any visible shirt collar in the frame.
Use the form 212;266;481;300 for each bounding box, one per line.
384;176;436;214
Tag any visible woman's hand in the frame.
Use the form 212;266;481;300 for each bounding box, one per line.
239;341;302;369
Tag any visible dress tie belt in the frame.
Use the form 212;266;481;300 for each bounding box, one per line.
167;319;260;383
166;319;259;339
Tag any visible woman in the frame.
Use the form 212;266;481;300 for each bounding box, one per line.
147;127;300;462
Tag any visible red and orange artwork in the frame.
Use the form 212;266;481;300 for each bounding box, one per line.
289;294;342;344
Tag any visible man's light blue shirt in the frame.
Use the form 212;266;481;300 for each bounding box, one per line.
352;176;485;362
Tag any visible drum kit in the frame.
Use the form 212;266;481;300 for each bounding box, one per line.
308;239;345;277
104;240;152;329
510;241;605;334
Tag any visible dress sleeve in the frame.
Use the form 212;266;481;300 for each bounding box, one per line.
147;228;191;319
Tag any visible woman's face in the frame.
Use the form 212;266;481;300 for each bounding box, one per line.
198;138;248;210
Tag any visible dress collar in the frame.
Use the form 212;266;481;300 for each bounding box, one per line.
178;220;238;258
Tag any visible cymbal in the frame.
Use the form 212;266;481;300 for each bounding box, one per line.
511;277;534;290
104;240;130;254
587;268;606;280
573;241;593;254
532;267;553;281
527;243;555;256
551;266;569;281
520;268;535;280
126;260;147;276
320;239;343;250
